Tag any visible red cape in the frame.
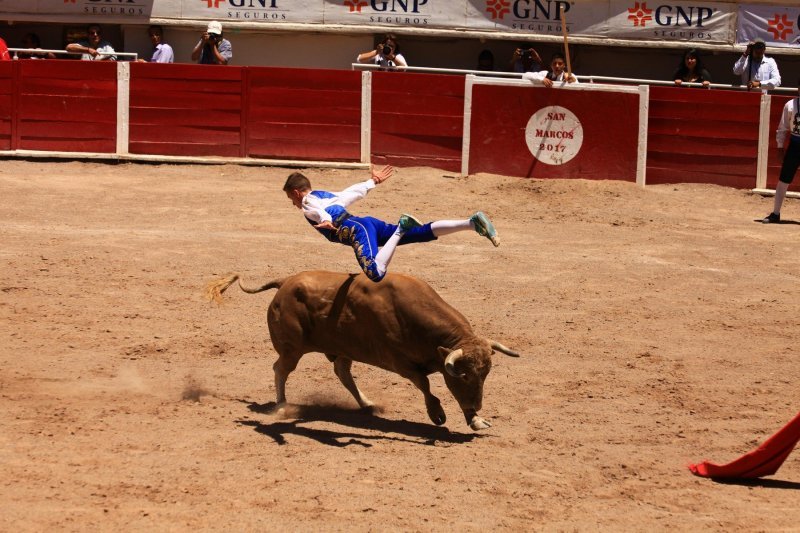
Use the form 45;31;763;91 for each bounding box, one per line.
689;411;800;479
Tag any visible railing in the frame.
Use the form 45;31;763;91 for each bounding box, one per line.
352;63;798;93
7;48;139;61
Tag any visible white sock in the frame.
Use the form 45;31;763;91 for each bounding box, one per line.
773;181;789;215
374;227;405;276
431;219;471;237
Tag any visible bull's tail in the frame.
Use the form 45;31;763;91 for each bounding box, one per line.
204;273;283;304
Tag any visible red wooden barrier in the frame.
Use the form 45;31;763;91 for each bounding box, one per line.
245;67;361;162
0;62;14;151
129;63;243;157
17;60;117;153
468;83;640;180
766;94;794;189
371;72;464;172
647;86;761;188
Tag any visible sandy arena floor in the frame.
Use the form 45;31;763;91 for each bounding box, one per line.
1;159;799;531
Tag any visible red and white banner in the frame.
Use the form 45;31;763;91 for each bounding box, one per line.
737;4;800;48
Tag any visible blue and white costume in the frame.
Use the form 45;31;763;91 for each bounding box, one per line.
301;179;436;282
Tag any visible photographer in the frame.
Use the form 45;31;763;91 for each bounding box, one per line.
508;43;542;73
733;37;780;93
357;34;407;69
191;21;232;65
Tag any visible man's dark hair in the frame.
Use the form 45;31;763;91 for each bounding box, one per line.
148;25;163;35
283;172;311;192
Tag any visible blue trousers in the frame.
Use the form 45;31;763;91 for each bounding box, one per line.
335;216;436;281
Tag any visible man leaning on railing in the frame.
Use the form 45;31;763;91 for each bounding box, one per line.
66;24;117;61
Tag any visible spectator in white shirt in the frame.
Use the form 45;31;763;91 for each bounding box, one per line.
138;25;173;64
733;38;780;92
66;24;116;61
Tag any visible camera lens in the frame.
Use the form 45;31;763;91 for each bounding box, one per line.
382;45;392;56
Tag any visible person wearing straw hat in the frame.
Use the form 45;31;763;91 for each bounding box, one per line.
192;21;232;65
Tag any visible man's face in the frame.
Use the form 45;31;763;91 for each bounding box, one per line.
551;59;565;75
148;29;162;46
752;46;765;60
87;27;101;47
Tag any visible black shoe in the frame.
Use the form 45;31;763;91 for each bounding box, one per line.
761;212;780;224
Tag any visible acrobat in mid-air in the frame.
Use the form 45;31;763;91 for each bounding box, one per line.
283;165;499;282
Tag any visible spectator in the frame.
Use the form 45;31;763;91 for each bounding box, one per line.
191;21;232;65
523;52;578;87
138;25;173;63
673;48;711;88
356;33;407;69
18;33;56;60
66;24;117;61
477;49;494;72
733;38;780;92
508;43;542;73
0;37;9;61
761;77;800;224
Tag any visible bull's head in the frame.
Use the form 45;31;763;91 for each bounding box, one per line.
438;339;519;430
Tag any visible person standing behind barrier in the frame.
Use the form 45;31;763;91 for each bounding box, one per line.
357;34;407;69
523;52;578;87
673;48;711;88
733;38;780;93
66;24;116;61
17;33;56;60
0;37;10;61
138;25;173;64
192;21;232;65
508;43;542;73
477;49;495;72
761;79;800;224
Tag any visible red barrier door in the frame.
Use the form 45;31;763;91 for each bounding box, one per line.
467;80;641;180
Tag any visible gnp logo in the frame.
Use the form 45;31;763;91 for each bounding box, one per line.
525;106;583;166
201;0;287;21
342;1;431;26
765;13;797;42
486;0;570;22
626;2;714;29
68;0;149;16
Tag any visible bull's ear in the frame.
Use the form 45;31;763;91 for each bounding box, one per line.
437;346;451;358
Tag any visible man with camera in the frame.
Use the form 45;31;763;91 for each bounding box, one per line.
509;44;542;73
356;34;407;69
733;37;780;93
191;21;232;65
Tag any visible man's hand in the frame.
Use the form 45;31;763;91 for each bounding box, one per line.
314;220;337;231
371;164;395;184
748;80;761;90
542;78;554;88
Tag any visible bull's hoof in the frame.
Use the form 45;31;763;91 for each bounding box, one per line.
469;416;492;431
428;406;447;426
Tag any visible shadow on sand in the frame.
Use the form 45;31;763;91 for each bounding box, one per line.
710;477;800;490
235;400;483;447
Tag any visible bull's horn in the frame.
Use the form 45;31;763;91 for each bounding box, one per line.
488;340;520;357
444;349;466;378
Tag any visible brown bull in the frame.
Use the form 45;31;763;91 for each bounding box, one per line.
206;270;519;430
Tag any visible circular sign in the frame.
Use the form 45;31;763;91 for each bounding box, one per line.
525;106;583;165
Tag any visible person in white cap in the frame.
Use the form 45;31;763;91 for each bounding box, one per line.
191;21;232;65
